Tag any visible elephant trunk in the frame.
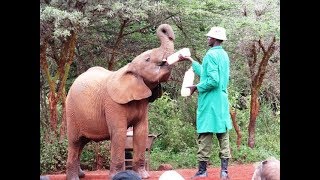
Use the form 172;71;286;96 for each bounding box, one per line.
157;24;175;60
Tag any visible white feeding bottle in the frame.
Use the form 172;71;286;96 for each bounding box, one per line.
181;66;195;97
166;48;191;65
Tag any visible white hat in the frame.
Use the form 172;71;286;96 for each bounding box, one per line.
159;170;185;180
206;27;227;40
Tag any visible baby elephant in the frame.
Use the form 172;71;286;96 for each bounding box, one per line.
65;23;177;180
251;158;280;180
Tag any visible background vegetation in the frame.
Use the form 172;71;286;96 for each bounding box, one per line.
40;0;280;174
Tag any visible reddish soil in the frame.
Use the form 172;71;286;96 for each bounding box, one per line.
43;164;255;180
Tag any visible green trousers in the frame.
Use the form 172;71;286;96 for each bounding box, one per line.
197;132;231;161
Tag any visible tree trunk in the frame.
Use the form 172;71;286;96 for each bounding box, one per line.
248;88;260;148
95;143;104;170
59;92;67;141
247;37;276;148
40;72;49;128
41;31;77;138
58;32;77;140
230;109;242;148
48;91;58;134
108;20;128;70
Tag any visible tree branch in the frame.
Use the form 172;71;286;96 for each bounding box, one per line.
40;39;56;93
256;36;276;89
230;109;242;148
123;13;179;36
248;42;257;84
171;16;202;61
108;19;128;70
57;31;77;101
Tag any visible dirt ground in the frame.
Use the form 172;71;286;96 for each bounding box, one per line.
43;164;255;180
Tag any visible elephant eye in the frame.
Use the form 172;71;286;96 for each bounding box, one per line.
145;58;150;62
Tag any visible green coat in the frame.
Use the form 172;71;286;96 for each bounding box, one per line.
192;46;232;133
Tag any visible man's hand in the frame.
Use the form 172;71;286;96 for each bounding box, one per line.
178;54;193;62
186;85;197;95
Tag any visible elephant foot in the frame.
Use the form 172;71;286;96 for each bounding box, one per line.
109;161;127;179
66;173;80;180
136;168;150;179
109;170;117;180
78;168;85;178
67;168;80;180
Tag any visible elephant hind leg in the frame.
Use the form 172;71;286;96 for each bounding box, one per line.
78;137;90;178
66;139;83;180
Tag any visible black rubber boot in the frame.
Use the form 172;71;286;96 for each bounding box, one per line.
220;158;230;180
193;161;208;178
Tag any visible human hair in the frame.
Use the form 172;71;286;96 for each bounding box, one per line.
251;158;280;180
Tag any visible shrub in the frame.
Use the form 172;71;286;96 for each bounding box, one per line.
149;93;197;153
40;132;68;174
80;141;111;170
228;101;280;164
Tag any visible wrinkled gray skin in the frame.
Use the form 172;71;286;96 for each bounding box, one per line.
65;24;176;180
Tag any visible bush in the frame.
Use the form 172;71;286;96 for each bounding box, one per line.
229;101;280;164
80;141;111;171
149;93;197;153
150;147;198;170
40;132;68;174
40;136;112;174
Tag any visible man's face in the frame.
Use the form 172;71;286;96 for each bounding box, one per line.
207;37;215;47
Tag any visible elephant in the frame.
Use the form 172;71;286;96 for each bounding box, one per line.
65;24;177;180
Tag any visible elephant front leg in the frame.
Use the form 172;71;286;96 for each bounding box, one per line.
132;118;150;179
109;131;126;179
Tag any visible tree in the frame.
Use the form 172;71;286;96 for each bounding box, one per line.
40;3;89;138
229;0;280;148
247;37;277;148
67;0;177;73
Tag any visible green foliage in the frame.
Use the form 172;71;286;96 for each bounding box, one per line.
79;141;111;170
224;0;280;42
148;92;279;169
40;6;89;39
40;132;68;174
230;139;280;164
110;0;165;21
228;101;280;164
229;57;251;96
150;147;198;169
40;131;112;174
176;95;198;125
149;93;197;153
228;83;241;108
79;144;95;169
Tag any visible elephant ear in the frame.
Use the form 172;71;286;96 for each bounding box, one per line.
148;84;163;102
107;64;152;104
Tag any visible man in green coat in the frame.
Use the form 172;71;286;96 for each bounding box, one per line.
178;26;232;180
